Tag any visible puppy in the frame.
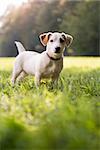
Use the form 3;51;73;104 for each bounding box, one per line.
11;32;73;87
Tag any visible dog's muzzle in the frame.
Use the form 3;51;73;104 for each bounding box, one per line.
55;47;61;53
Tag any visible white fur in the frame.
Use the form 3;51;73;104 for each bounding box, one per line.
11;32;73;87
15;41;26;53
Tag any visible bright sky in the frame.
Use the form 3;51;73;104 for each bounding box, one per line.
0;0;28;16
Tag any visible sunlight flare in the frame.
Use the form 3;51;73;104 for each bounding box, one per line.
0;0;28;16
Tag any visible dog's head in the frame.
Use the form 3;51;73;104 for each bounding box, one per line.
39;32;73;59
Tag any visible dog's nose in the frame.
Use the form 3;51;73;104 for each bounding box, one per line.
55;47;61;53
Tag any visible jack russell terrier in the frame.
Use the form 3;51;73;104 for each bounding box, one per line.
11;32;73;87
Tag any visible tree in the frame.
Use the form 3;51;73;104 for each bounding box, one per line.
0;0;99;56
60;1;99;56
0;0;47;56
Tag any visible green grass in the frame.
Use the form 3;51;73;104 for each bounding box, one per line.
0;57;100;150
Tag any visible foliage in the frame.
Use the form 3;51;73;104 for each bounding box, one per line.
60;1;99;55
0;0;99;56
0;57;100;149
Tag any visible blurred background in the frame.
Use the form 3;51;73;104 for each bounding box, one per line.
0;0;99;57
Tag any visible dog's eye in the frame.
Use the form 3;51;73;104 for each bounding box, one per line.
60;38;65;43
50;39;53;42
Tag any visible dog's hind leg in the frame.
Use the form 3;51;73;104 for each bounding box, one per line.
17;71;27;82
11;65;22;85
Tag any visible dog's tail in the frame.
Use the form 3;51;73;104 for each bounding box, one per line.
15;41;26;53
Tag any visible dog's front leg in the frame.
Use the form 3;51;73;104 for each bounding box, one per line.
35;73;41;88
52;75;59;87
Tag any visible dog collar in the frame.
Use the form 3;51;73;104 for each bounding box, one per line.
46;53;62;61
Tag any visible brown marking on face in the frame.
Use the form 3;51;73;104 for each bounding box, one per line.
40;33;52;46
42;35;48;45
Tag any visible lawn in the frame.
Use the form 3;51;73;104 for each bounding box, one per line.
0;57;100;150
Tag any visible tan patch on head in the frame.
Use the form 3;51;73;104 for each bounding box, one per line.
39;32;52;46
42;35;49;45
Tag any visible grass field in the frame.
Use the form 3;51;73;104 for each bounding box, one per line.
0;57;100;150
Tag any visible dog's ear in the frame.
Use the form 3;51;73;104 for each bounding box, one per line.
62;33;73;47
39;32;52;46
